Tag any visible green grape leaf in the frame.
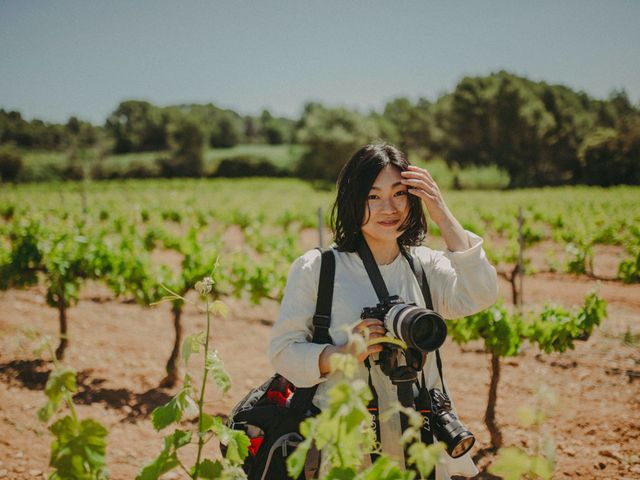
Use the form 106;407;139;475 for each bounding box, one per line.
200;412;215;433
151;388;196;431
286;435;313;478
38;367;77;422
207;416;250;464
329;353;359;378
406;441;445;479
530;455;554;480
49;416;108;480
488;447;532;480
181;332;205;366
324;466;357;479
136;449;179;480
361;456;412;480
197;459;223;479
171;429;192;449
342;407;367;433
205;349;231;393
45;366;77;399
136;430;192;480
210;300;229;318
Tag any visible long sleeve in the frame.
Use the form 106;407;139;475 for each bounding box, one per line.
417;230;498;319
268;249;330;388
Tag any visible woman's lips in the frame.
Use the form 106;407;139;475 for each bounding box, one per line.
378;219;400;227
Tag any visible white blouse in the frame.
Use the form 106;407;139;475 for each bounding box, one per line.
268;230;498;478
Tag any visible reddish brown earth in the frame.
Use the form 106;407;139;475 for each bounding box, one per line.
0;240;639;479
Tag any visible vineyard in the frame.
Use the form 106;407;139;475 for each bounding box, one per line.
0;178;639;479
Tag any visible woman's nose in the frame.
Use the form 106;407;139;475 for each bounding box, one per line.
381;197;397;213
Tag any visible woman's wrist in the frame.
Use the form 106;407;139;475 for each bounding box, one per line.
435;210;469;252
319;344;343;377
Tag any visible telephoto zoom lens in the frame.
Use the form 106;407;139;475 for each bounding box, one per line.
384;304;447;352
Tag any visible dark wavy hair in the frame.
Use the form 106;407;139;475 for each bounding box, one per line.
331;143;427;252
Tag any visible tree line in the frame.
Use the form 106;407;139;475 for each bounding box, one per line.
1;70;639;186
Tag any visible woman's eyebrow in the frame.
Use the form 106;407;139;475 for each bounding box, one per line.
370;182;404;190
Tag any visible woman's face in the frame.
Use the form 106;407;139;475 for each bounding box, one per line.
361;165;410;247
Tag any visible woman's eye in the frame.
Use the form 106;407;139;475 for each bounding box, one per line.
394;190;407;196
367;194;379;200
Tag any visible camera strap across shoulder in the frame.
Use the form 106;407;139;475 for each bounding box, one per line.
358;240;445;477
356;239;390;301
358;240;444;386
401;248;447;396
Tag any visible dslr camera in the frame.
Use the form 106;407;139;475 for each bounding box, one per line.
360;295;447;352
361;295;475;459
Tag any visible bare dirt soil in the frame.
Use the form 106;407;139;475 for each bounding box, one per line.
1;243;639;479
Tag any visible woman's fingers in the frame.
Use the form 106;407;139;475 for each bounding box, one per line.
402;178;438;195
351;318;387;361
357;344;383;362
407;186;438;201
401;167;439;189
354;327;386;339
406;164;434;180
355;318;384;332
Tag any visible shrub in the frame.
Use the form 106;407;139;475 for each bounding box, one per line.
214;155;287;178
123;159;160;179
0;144;24;181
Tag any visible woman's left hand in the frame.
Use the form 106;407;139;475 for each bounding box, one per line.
400;165;450;225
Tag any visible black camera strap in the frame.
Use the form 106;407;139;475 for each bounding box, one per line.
357;239;390;300
358;239;445;478
358;239;410;464
401;249;447;397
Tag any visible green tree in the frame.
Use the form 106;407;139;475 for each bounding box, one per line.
295;103;382;181
106;100;170;153
432;71;624;187
382;97;433;153
209;111;243;148
158;120;205;177
0;109;69;150
578;116;640;186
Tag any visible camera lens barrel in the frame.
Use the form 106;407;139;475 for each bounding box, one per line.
385;304;447;352
433;411;476;458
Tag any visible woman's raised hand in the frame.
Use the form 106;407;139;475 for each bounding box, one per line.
401;165;470;252
400;165;450;225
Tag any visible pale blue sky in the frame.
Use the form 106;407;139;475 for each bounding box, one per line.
1;0;639;124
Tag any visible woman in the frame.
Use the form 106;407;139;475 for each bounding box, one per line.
269;144;497;478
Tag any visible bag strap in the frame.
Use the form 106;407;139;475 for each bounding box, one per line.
311;248;336;344
290;248;335;413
